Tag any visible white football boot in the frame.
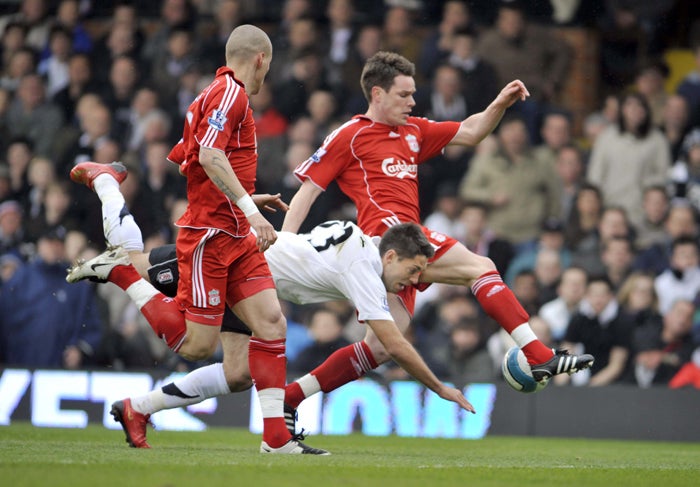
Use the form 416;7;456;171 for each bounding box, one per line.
66;245;131;283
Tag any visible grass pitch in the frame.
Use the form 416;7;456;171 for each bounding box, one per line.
1;423;698;487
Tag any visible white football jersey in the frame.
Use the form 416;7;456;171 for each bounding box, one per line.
266;221;393;322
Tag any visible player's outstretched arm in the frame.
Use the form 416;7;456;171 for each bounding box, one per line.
367;319;476;414
281;179;323;234
449;79;530;147
199;146;276;251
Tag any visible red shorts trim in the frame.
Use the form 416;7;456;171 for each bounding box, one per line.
175;228;274;323
396;225;457;315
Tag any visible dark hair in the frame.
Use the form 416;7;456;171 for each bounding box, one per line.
461;199;489;213
378;222;434;260
617;92;652;138
587;274;613;290
557;143;583;160
168;25;194;39
360;51;415;103
12;45;38;67
576;181;602;200
4;20;28;36
496;113;527;133
643;184;668;197
453;26;477;39
602;235;634;253
558;265;589;285
672;235;699;253
7;135;35;151
49;24;72;41
540;109;572;128
499;0;526;16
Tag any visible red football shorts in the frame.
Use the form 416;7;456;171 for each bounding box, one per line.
175;228;275;325
396;225;458;315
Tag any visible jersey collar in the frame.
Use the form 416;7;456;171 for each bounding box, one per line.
352;114;399;130
215;66;245;89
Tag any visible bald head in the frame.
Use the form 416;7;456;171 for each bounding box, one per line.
225;24;272;63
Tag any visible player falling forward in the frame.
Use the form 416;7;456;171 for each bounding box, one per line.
281;51;594;405
67;162;475;449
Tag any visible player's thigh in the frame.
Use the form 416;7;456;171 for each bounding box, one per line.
225;239;283;340
421;241;496;286
129;251;153;281
232;288;286;340
176;230;230;323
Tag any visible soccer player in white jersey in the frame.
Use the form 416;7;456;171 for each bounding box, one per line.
66;161;475;449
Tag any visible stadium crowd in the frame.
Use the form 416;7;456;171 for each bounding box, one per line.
1;0;700;390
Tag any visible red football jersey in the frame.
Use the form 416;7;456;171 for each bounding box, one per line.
175;67;258;237
294;115;460;236
167;138;185;166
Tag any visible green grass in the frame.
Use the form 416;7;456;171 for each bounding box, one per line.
1;423;698;487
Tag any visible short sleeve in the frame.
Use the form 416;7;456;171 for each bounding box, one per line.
410;117;460;162
342;259;394;322
294;122;356;190
196;78;247;152
167;138;185;165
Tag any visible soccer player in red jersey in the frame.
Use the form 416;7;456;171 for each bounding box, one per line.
68;25;326;455
280;52;594;412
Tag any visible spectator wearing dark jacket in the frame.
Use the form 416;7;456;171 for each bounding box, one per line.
0;226;103;368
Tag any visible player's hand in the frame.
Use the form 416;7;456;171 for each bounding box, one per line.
495;80;530;108
438;385;476;414
252;193;289;213
247;212;277;252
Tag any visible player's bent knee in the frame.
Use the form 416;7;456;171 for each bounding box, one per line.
471;253;497;274
250;315;286;341
226;374;253;392
222;359;252;392
179;341;218;361
364;338;391;364
372;348;391;364
458;254;497;285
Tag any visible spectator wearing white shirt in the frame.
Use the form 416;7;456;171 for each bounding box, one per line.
538;266;588;343
654;236;700;314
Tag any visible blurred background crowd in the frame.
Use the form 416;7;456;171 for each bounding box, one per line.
1;0;700;390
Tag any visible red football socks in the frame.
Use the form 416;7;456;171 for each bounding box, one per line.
471;271;553;364
285;341;378;409
108;263;141;289
249;337;290;448
109;264;187;351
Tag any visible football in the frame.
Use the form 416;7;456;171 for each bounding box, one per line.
501;346;549;393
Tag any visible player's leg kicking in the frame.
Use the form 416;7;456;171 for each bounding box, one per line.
67;161;328;455
415;240;593;381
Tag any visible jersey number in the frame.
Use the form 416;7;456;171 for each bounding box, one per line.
307;220;353;252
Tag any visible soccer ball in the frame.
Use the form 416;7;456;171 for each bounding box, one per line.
501;346;549;393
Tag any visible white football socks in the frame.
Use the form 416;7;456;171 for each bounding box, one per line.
295;373;322;400
130;363;231;415
93;173;144;252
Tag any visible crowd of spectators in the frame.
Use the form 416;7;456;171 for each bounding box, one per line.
1;0;700;390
